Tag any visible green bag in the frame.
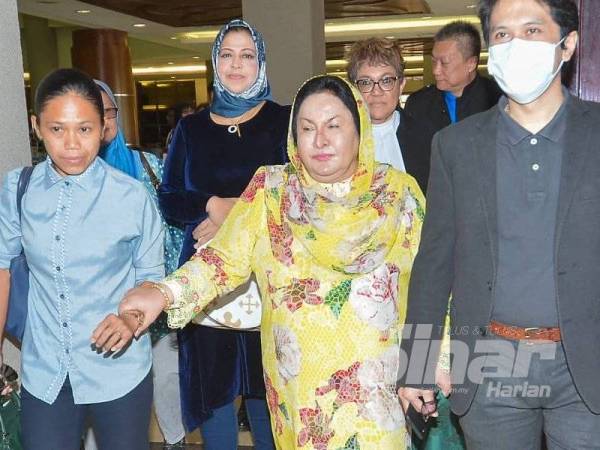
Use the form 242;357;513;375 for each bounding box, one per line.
0;392;22;450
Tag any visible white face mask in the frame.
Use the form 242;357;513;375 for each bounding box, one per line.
488;37;566;104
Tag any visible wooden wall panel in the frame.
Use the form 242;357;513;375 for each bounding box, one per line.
72;29;140;145
568;0;600;102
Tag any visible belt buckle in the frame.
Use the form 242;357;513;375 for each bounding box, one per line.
523;327;541;340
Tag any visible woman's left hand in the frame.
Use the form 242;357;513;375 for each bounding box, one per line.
206;196;238;227
193;217;219;248
91;313;137;353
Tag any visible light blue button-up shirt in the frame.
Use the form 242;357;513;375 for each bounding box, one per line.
0;157;164;404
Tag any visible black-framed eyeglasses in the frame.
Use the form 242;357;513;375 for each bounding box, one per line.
355;76;400;93
104;107;118;119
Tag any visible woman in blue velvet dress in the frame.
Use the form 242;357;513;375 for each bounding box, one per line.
159;20;288;449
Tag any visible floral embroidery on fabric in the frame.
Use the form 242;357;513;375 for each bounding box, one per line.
297;402;335;450
349;264;399;339
196;247;229;286
324;280;352;318
265;374;286;435
344;244;387;274
274;325;302;383
315;361;363;410
267;211;294;266
270;277;322;312
284;175;310;224
356;348;404;431
240;170;266;203
337;434;360;450
399;187;423;248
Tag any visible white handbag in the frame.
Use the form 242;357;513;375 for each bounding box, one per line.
191;243;262;331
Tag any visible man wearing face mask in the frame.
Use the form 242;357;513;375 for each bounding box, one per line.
398;0;600;448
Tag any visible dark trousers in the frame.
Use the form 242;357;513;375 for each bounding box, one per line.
200;398;275;450
21;372;153;450
459;336;600;449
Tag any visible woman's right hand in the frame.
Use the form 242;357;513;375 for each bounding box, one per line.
118;285;167;337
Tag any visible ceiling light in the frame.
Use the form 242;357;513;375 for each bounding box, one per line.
170;76;176;79
324;16;480;35
167;62;174;65
170;36;177;40
132;64;206;75
76;9;91;14
192;56;201;59
466;4;478;8
133;23;147;28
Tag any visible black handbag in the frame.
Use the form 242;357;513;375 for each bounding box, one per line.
6;167;34;342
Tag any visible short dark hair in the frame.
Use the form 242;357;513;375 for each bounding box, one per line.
34;68;104;123
291;75;360;145
478;0;579;45
434;21;482;61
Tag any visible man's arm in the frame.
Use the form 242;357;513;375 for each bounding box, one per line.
399;130;456;389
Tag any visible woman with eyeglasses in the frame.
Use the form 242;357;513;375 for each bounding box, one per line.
346;38;431;195
348;38;465;450
93;79;187;449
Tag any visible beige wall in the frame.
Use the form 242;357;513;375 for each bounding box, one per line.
0;0;31;375
243;0;326;104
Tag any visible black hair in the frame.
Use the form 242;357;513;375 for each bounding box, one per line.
434;21;482;61
292;75;360;145
478;0;579;46
172;102;195;124
34;68;104;123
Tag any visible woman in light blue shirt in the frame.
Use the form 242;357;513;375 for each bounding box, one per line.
0;68;164;450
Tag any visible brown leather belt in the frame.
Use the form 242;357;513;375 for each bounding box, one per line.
489;320;561;342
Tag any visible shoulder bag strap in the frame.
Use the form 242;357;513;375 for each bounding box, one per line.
16;166;34;221
137;152;160;190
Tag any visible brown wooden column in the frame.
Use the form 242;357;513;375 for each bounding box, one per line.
567;0;600;102
71;29;139;145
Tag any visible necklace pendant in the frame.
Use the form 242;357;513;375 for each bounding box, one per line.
227;124;238;134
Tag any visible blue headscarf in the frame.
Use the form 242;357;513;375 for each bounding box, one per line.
210;19;272;118
94;79;142;180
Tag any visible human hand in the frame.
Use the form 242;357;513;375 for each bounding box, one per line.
0;354;15;396
398;387;438;418
118;284;167;337
192;217;219;249
91;313;136;353
206;196;237;227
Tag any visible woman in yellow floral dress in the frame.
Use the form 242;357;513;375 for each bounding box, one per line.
120;75;425;450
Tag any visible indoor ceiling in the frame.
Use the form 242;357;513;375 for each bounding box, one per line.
17;0;481;76
79;0;433;27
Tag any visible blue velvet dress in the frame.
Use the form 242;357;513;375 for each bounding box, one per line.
158;101;290;431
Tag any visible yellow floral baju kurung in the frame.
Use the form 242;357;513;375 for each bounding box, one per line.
163;79;425;450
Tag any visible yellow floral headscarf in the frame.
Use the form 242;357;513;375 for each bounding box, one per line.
263;75;421;275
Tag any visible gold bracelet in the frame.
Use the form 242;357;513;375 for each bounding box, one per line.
120;310;145;331
147;281;173;311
